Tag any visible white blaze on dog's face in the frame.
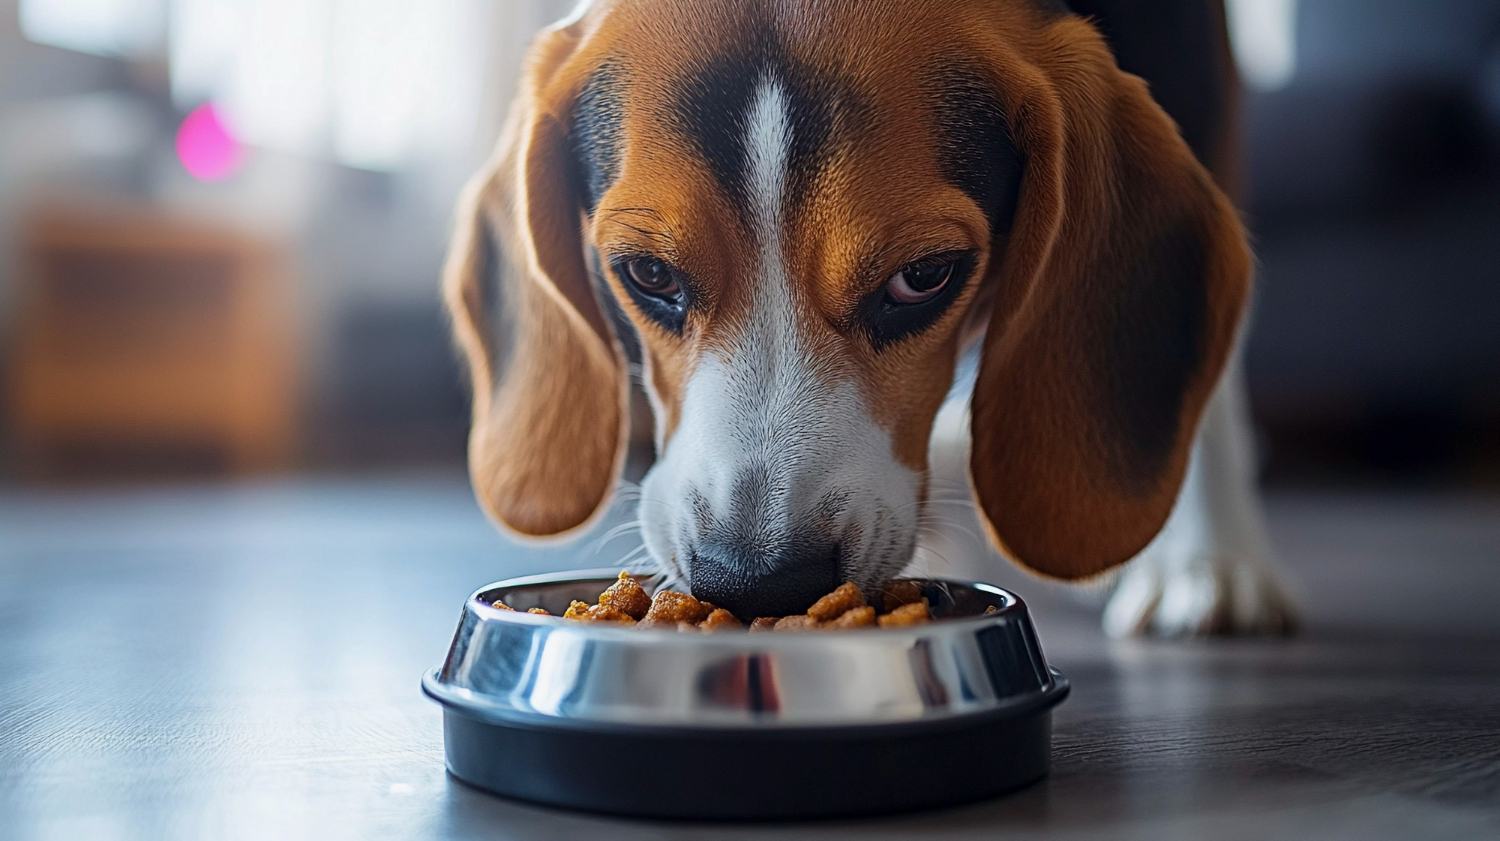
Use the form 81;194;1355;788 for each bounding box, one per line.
634;78;928;615
447;0;1253;619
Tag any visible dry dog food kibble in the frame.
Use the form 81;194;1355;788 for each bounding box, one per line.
806;582;866;621
550;577;743;631
772;614;822;632
598;570;652;620
518;574;948;632
828;605;877;629
761;582;933;630
878;600;932;628
491;600;551;615
563;600;636;623
698;608;742;632
881;580;926;612
641;589;715;626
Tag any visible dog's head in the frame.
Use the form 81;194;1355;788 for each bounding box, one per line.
445;0;1251;618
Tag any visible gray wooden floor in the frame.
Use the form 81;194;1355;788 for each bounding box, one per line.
1;475;1498;840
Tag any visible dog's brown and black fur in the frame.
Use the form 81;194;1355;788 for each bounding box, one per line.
445;0;1272;624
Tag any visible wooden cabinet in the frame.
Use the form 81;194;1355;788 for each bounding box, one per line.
11;207;299;476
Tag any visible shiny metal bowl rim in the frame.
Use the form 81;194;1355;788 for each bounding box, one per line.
424;569;1068;730
453;567;1023;638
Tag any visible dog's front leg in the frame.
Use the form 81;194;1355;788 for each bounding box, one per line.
1102;359;1299;637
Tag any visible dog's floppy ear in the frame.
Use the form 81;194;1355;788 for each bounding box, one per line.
969;18;1251;579
443;22;627;537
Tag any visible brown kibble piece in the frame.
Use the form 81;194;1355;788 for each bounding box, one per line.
878;599;932;628
774;615;822;632
644;590;711;625
881;580;925;613
828;605;877;629
555;571;965;631
494;601;551;616
599;571;652;620
563;600;636;623
699;609;742;632
582;604;636;624
807;582;865;622
983;605;999;615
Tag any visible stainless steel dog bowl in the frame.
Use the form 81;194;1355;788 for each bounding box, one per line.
423;569;1068;820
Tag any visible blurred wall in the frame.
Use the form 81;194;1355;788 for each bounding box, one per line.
1240;0;1500;484
0;0;578;473
1;0;1497;486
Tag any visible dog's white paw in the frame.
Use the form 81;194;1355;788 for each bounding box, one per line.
1102;553;1298;638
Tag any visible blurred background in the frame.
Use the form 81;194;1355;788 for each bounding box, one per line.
0;0;1498;489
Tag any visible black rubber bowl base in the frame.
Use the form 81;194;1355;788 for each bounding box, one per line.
441;708;1055;821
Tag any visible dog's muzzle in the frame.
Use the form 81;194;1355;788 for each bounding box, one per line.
688;539;841;620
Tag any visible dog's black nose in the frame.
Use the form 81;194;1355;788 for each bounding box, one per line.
688;540;841;620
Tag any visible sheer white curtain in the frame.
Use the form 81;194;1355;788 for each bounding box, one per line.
170;0;494;171
1225;0;1300;91
19;0;580;171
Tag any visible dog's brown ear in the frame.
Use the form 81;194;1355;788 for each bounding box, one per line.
443;22;626;537
969;18;1251;579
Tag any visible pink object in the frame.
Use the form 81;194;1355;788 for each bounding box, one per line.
176;103;244;182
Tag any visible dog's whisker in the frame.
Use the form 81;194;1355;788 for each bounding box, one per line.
622;497;676;511
588;520;644;550
916;514;984;546
923;475;973;491
609;544;655;571
901;547;954;582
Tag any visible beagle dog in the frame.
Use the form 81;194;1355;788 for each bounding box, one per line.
444;0;1297;635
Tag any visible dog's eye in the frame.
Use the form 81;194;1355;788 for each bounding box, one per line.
612;256;690;333
885;261;954;305
620;257;681;299
857;251;975;350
